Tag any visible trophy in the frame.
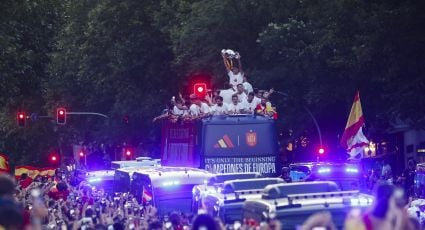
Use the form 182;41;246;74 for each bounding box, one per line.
221;49;240;70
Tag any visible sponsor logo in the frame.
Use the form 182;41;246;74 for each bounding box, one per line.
213;135;235;148
246;130;257;147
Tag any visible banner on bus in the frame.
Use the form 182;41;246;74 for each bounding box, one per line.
204;156;277;175
161;121;197;167
203;123;277;157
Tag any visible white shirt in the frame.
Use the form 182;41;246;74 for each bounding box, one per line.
226;103;243;114
253;96;262;105
172;105;186;116
228;71;243;89
219;88;236;104
241;99;259;113
210;104;227;115
243;82;253;94
189;104;200;116
236;92;247;103
200;102;210;114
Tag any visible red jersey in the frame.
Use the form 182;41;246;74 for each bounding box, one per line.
19;177;33;189
48;190;70;201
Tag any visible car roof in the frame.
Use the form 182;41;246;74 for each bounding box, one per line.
222;178;284;194
262;181;340;199
133;166;212;187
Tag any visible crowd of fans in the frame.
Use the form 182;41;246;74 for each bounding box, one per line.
153;51;277;123
1;166;425;229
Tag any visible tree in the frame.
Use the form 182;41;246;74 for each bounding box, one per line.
0;0;64;165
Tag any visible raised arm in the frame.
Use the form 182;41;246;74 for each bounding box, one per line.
236;52;243;73
178;92;185;104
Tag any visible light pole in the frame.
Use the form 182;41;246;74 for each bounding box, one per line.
274;91;323;148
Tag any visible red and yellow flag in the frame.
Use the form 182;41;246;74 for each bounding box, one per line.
340;91;369;159
15;165;56;179
0;154;10;173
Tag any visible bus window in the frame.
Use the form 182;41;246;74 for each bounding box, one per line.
131;174;153;204
114;170;131;193
153;184;198;215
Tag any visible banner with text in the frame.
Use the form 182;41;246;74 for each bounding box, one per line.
201;117;278;176
161;121;197;167
204;156;276;175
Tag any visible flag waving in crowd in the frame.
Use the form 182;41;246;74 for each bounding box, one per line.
340;91;369;159
0;153;10;173
14;165;56;179
142;185;153;205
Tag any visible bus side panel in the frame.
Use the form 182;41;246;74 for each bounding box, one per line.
200;117;279;176
161;121;198;167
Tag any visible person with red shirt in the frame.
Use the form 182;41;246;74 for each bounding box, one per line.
48;181;69;201
18;173;33;189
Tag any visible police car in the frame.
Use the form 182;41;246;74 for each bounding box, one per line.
201;177;284;224
289;162;362;191
242;181;373;230
192;172;262;213
74;158;160;193
113;167;152;193
83;170;115;193
130;167;213;216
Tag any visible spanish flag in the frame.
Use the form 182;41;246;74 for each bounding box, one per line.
340;91;369;159
0;154;10;173
142;186;153;204
15;165;56;179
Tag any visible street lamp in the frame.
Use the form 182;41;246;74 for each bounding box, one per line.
274;91;323;148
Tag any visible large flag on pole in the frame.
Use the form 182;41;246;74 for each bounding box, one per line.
340;91;369;159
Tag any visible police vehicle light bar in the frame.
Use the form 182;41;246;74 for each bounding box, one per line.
350;197;373;207
287;190;359;206
88;178;102;183
318;167;331;174
223;189;263;201
345;167;359;173
162;181;180;187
